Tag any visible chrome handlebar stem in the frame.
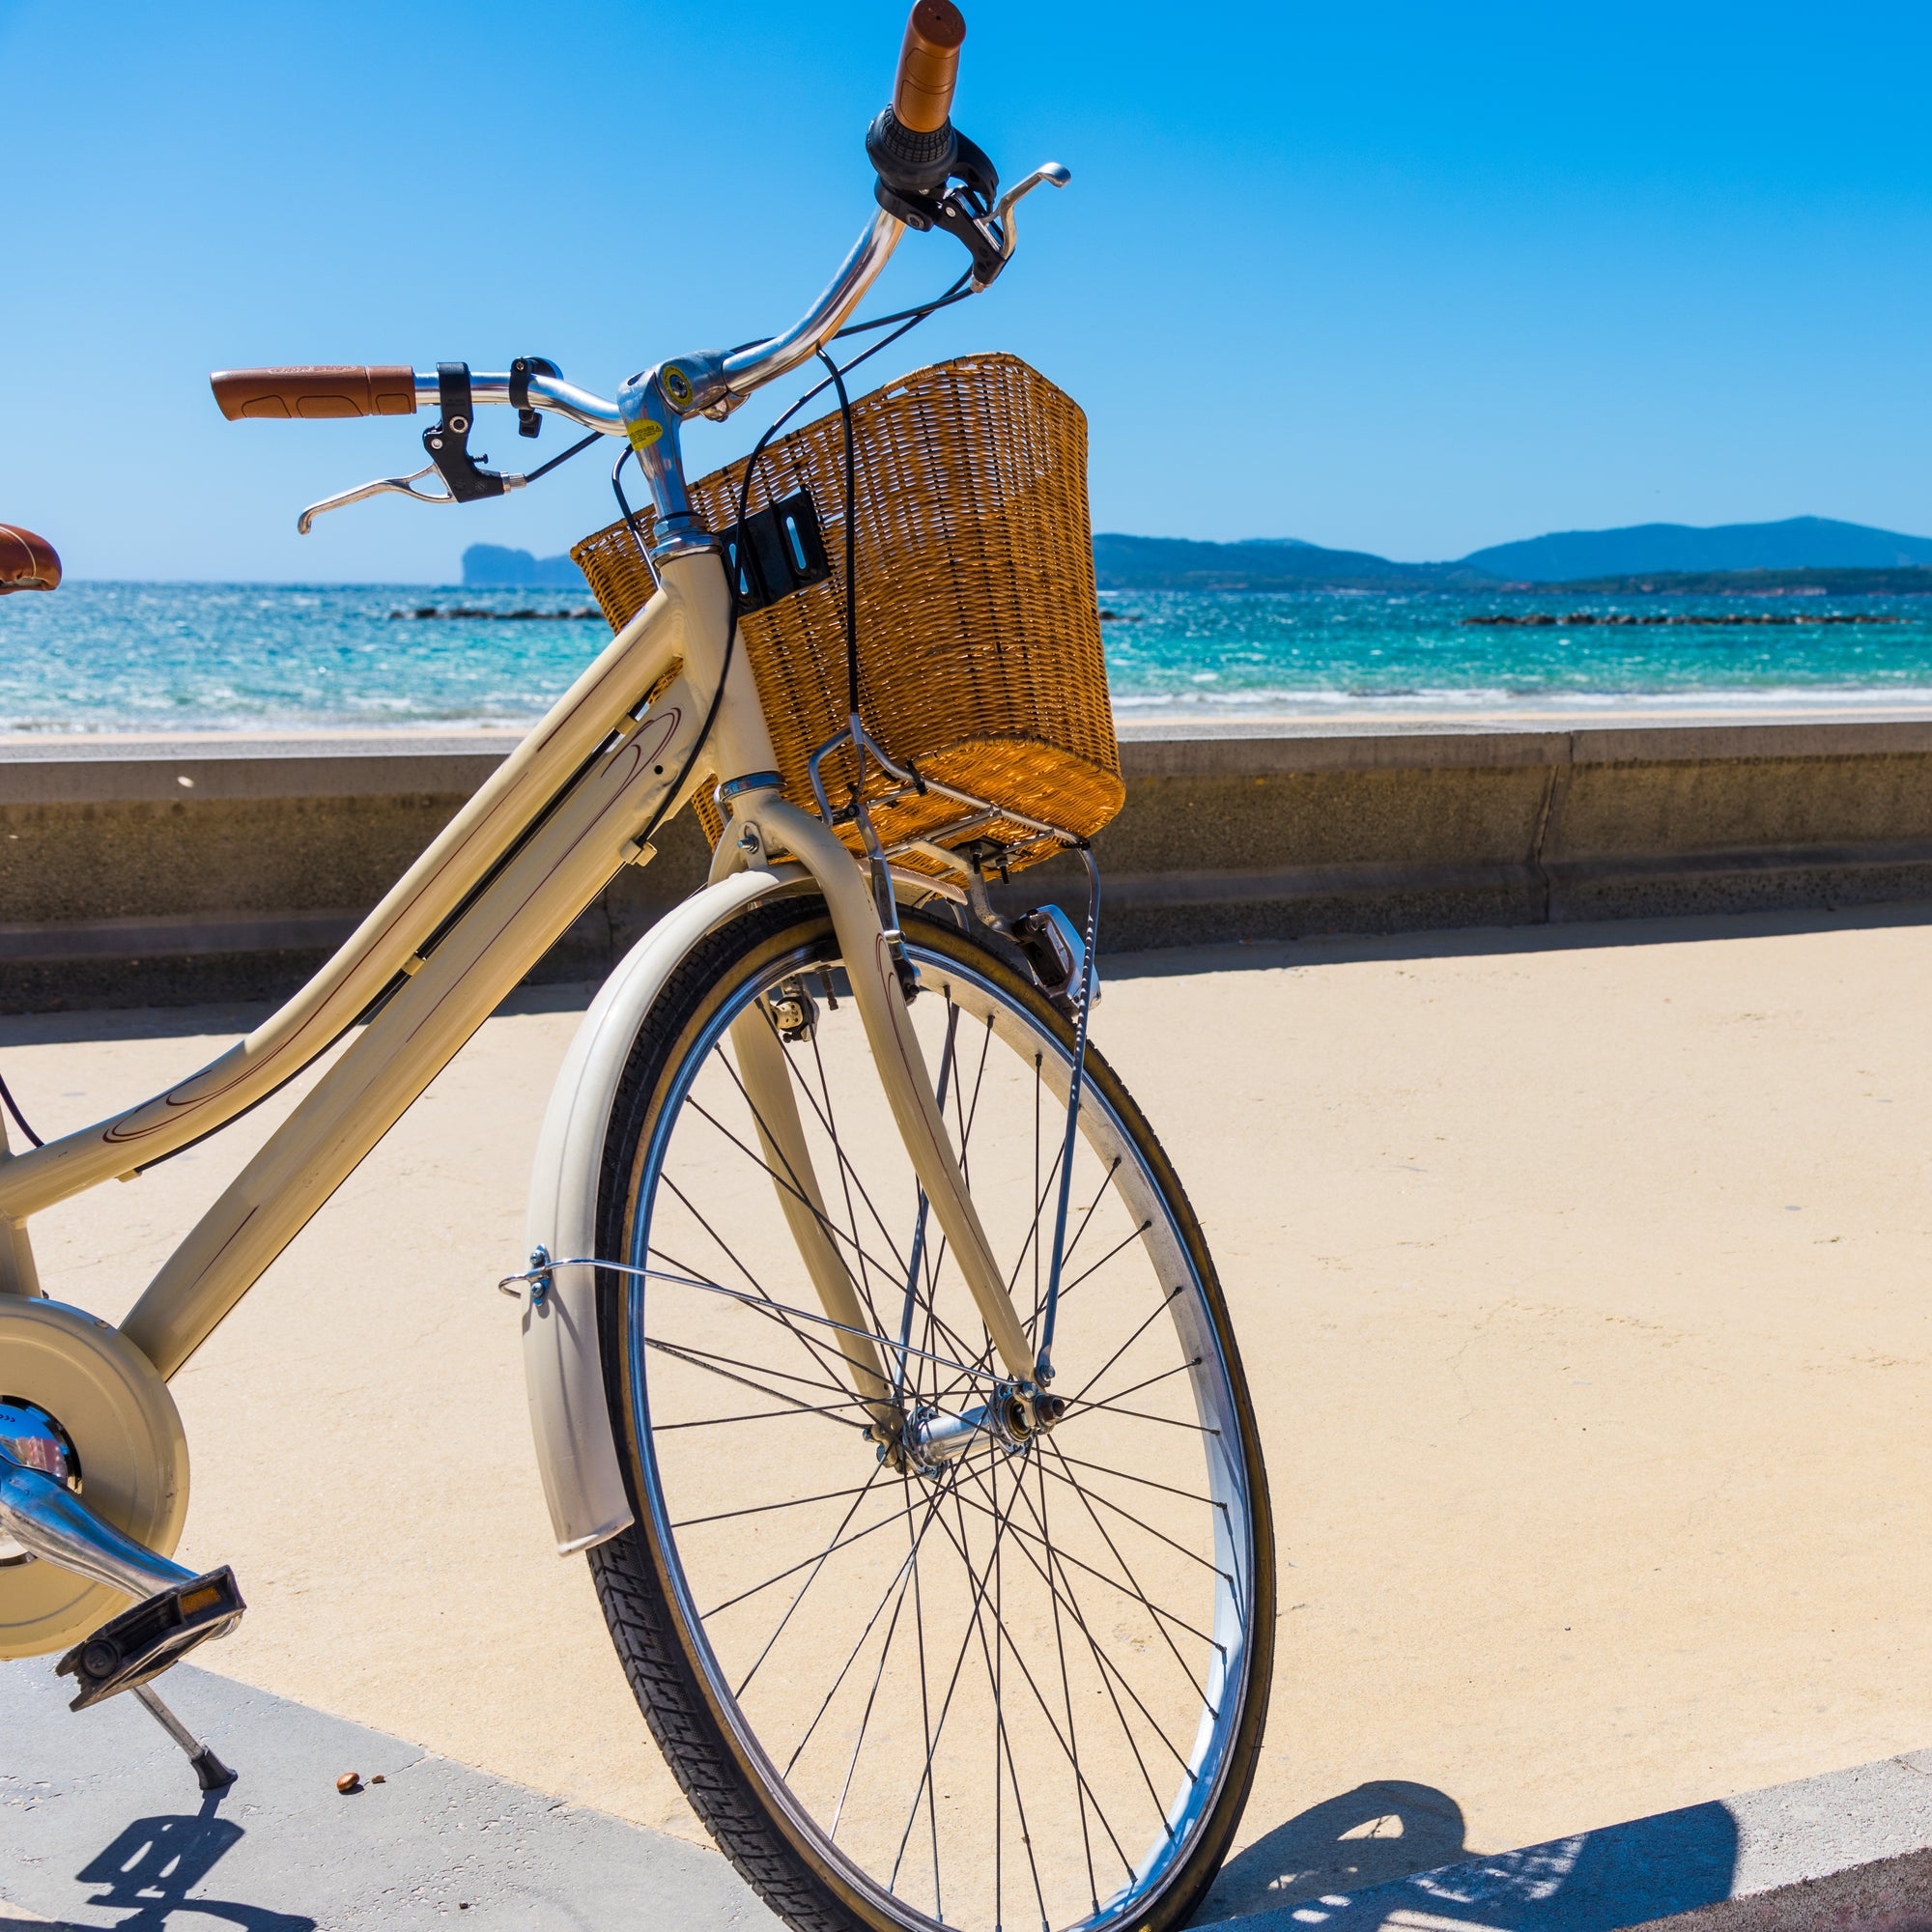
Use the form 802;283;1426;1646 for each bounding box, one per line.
613;209;913;562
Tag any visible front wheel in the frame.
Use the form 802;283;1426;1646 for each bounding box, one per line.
587;894;1274;1932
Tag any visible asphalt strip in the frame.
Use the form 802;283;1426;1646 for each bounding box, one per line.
9;1653;1932;1930
1;1656;779;1929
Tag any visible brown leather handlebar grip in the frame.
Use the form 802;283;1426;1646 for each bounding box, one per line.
894;0;965;134
210;366;417;422
0;526;60;593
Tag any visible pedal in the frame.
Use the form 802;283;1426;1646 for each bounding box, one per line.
55;1567;246;1711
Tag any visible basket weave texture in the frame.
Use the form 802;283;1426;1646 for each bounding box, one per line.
570;353;1122;871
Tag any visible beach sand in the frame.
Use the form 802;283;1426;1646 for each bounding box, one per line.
8;902;1932;1877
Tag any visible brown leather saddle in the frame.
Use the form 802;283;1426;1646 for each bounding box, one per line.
0;526;61;593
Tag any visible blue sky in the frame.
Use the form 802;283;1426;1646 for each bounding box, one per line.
4;0;1931;581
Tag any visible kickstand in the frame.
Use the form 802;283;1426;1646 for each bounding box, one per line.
132;1682;237;1792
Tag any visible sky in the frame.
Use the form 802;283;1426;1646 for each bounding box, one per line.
4;0;1932;582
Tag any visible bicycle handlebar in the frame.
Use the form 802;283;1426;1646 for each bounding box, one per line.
213;206;911;438
213;364;626;433
211;4;1067;539
210;366;417;421
894;0;964;133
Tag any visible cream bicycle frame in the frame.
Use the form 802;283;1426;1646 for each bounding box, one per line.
0;547;1037;1403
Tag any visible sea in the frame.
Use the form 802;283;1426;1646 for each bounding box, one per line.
6;582;1932;735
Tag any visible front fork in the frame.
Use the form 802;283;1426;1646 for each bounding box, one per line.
710;786;1041;1433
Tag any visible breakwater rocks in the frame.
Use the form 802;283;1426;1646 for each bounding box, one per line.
1463;611;1903;628
389;606;601;622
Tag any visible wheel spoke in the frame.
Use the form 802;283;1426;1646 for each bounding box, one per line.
1037;1451;1101;1914
1041;1438;1231;1690
951;1452;1191;1806
681;1094;910;1323
1052;1216;1156;1316
803;1023;895;1344
944;1453;1221;1659
920;1455;1140;1873
654;1179;869;1399
706;1467;907;1625
755;1009;987;1378
1077;1355;1201;1411
1069;1284;1185;1406
1052;1447;1226;1512
642;1334;867;1424
887;1447;1027;1887
654;1398;879;1432
673;1479;884;1531
785;1469;955;1780
1061;1399;1221;1435
1035;1448;1233;1584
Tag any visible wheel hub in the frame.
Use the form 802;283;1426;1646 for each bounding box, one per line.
892;1379;1066;1474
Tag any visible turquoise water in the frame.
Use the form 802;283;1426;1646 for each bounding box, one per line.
4;583;1932;734
1099;588;1932;717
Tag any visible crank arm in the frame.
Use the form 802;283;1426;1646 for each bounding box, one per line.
0;1453;247;1711
295;463;526;535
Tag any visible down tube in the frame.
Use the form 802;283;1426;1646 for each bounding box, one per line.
119;682;708;1381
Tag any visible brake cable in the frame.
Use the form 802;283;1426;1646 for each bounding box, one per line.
614;270;983;865
0;1070;42;1149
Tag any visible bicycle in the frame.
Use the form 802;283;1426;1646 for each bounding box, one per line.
0;10;1276;1930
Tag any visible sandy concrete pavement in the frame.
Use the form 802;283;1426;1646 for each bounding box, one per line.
6;904;1932;1913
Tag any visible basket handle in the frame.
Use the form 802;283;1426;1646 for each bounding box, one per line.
894;0;965;134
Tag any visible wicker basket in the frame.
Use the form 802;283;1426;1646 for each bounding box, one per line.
571;353;1122;875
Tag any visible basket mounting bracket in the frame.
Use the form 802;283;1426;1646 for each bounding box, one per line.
723;490;834;615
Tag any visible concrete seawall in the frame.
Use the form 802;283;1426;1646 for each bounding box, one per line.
6;717;1932;1009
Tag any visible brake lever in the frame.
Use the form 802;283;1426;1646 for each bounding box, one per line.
986;162;1071;275
294;361;529;535
875;140;1071;293
298;465;452;535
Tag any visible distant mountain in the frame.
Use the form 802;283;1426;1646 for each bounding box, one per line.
1093;534;1490;591
463;543;585;587
1460;517;1932;582
466;518;1932;599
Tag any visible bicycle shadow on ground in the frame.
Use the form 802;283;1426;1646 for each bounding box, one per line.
1188;1778;1740;1929
67;1790;315;1932
1192;1779;1471;1918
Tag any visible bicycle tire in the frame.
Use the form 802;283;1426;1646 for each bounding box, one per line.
587;894;1274;1932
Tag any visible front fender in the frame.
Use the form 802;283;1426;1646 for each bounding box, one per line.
522;867;785;1553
